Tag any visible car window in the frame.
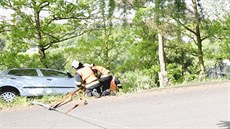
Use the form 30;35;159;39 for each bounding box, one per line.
41;69;68;77
8;69;38;76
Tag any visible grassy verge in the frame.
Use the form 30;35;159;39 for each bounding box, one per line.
0;94;70;111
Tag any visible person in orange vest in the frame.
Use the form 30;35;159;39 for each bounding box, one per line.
83;63;123;96
71;60;102;98
91;65;113;96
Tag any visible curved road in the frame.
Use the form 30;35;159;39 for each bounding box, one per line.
1;81;229;129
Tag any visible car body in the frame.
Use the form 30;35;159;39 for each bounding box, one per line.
0;68;77;102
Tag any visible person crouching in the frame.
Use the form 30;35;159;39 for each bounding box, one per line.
71;60;102;98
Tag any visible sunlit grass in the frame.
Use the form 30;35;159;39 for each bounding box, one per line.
0;91;90;111
0;95;66;111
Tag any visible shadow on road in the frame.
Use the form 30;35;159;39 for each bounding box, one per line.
217;121;230;129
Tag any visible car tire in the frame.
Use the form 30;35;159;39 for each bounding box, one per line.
0;90;17;102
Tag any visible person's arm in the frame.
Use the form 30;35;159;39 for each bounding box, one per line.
74;73;83;88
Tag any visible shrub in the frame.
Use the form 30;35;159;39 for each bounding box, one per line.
120;69;158;93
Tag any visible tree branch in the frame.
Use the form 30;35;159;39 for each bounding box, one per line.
40;2;49;9
53;16;91;20
43;28;103;50
201;35;209;41
178;20;196;35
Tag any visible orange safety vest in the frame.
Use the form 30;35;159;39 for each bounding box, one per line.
77;66;98;84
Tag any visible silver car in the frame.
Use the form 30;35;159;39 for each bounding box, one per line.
0;68;77;102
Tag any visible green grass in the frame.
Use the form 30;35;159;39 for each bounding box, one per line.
0;91;89;111
0;95;67;111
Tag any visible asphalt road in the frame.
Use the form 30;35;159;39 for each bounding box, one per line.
1;81;229;129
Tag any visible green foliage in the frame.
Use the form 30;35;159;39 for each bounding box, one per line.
126;7;159;71
64;26;132;72
218;16;230;59
168;0;186;19
120;67;159;93
39;52;67;70
0;51;30;69
108;0;115;18
0;0;92;67
0;48;66;70
167;63;183;83
124;40;158;70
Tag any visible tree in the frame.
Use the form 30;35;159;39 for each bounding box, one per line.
154;0;170;87
218;16;230;59
0;0;93;67
64;0;127;70
173;0;209;76
117;0;170;87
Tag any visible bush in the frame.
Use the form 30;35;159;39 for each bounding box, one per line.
120;69;158;93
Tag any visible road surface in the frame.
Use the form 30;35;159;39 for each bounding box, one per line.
1;81;229;129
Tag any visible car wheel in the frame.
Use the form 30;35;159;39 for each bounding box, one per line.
0;90;17;102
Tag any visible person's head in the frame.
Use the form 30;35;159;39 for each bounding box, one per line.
71;60;80;69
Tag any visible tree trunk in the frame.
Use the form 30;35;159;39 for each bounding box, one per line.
197;32;205;75
154;0;169;87
34;4;48;68
193;0;205;76
38;46;49;68
38;46;46;59
158;33;169;87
